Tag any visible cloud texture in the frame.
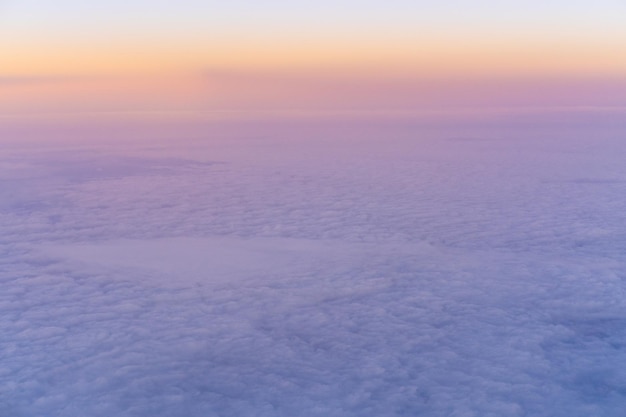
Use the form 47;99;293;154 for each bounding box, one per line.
2;113;626;416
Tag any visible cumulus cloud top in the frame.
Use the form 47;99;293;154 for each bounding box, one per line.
2;116;626;416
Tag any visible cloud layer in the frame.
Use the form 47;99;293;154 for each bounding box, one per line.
2;113;626;415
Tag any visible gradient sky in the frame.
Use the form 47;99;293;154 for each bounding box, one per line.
2;1;626;116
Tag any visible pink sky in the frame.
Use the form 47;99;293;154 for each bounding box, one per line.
2;2;626;117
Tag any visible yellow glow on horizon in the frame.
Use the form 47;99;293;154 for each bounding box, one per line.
3;32;626;117
3;35;626;78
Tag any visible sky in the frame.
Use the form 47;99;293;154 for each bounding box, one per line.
1;0;626;116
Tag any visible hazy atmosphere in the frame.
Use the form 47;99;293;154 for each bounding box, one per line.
2;1;626;416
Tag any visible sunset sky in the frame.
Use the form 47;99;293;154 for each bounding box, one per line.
2;1;626;116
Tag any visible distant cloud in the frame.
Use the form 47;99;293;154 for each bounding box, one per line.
3;69;626;116
198;69;626;111
0;75;85;85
